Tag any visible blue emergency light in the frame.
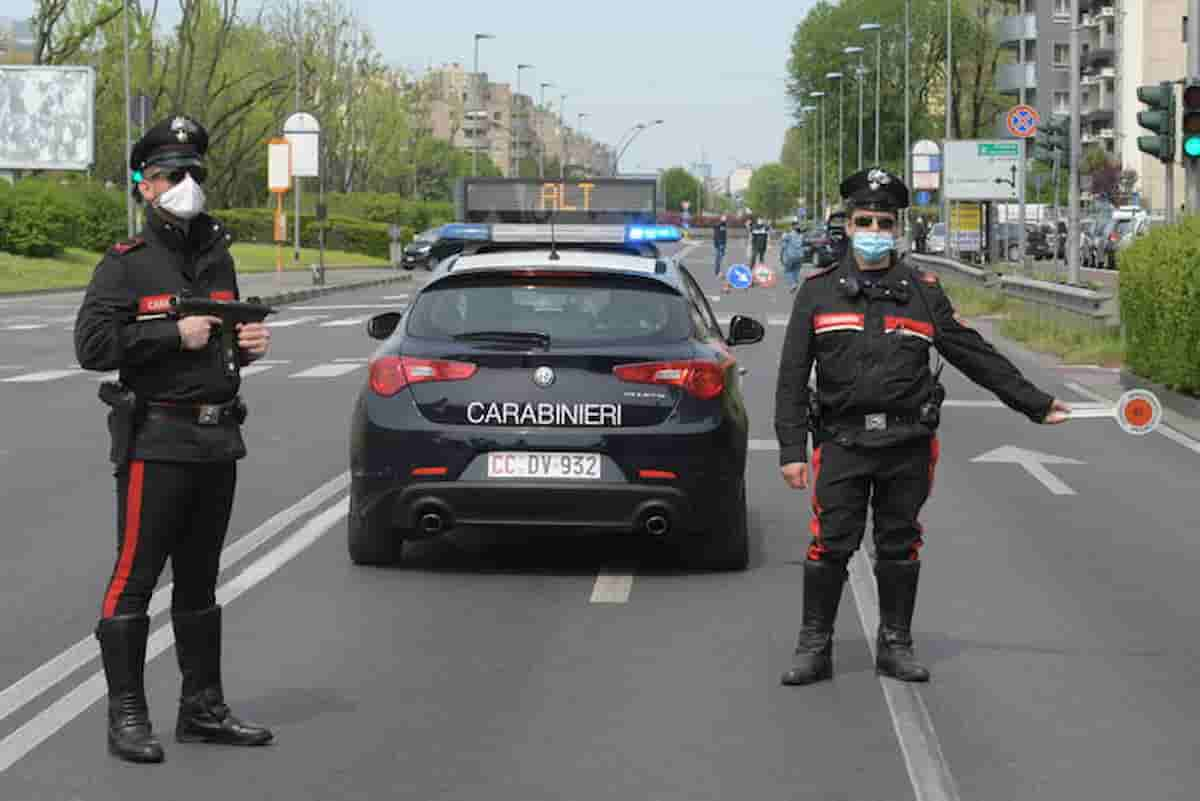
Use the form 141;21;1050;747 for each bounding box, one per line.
439;223;492;241
625;225;683;242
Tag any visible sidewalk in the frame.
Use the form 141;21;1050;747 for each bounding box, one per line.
237;266;417;306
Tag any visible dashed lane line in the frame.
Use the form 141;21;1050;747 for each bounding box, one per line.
289;363;364;378
590;572;634;604
1;369;84;384
0;495;351;774
0;472;350;736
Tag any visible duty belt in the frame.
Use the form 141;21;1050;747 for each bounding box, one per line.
145;398;243;426
826;412;923;432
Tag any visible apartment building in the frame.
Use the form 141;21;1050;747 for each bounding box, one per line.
422;62;611;177
996;1;1188;212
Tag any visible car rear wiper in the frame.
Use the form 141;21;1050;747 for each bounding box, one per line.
453;330;551;348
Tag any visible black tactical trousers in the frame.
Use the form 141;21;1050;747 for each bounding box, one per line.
102;460;237;618
806;437;940;563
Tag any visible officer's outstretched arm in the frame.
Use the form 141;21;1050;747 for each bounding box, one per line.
775;287;817;465
923;277;1054;423
75;255;182;371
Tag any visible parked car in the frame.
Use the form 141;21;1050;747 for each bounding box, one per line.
1098;208;1147;269
927;222;946;254
401;226;465;271
1025;224;1054;260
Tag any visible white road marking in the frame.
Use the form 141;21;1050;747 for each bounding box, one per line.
1067;380;1200;457
290;363;363;378
590;573;634;604
334;357;369;363
0;365;26;370
2;324;48;331
381;295;409;300
238;364;276;377
846;551;962;801
285;304;404;311
0;495;350;774
970;446;1083;495
749;439;779;451
0;472;349;733
268;315;328;328
319;317;369;327
1;369;84;383
254;359;292;365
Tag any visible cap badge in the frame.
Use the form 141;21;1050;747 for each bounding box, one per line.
171;116;191;143
867;168;891;191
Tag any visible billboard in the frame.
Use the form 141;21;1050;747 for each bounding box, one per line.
943;139;1020;202
0;65;96;171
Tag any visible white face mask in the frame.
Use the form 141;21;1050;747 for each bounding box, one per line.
155;174;206;220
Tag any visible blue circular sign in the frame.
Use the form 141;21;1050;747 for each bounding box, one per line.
727;264;753;289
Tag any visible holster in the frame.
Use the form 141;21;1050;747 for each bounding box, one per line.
99;382;144;469
918;382;946;429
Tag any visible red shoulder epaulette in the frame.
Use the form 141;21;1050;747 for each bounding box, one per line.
110;237;145;256
805;263;839;281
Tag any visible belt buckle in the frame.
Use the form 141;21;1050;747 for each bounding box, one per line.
197;404;221;425
865;413;887;431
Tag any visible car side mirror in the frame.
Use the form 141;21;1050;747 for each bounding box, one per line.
366;311;404;340
727;315;765;346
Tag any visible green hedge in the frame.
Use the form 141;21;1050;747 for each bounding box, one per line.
1119;215;1200;395
321;193;453;231
214;208;408;260
0;178;115;257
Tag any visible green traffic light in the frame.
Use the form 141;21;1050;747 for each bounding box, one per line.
1185;136;1200;158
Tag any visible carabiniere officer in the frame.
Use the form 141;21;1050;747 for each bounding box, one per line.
774;167;1072;686
74;116;273;763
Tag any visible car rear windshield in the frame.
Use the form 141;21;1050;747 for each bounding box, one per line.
406;275;691;344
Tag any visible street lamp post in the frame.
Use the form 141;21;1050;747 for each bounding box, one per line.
826;72;844;186
514;64;533;177
576;112;589;176
859;22;882;165
810;91;826;216
613;120;664;175
904;0;912;240
801;106;817;215
539;81;554;178
472;33;495;177
844;46;866;171
559;93;568;179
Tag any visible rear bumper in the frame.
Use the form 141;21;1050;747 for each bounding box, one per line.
360;480;694;535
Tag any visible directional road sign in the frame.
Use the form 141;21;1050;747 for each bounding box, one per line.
727;264;753;289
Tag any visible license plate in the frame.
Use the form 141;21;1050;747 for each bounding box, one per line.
486;452;601;480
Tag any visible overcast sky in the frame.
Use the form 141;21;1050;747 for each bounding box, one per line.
1;0;815;178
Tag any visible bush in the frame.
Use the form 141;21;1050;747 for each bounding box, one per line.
322;193;453;231
213;208;404;259
71;183;127;252
1;179;74;257
1119;215;1200;395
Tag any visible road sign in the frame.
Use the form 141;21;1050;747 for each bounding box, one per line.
268;138;292;193
283;112;321;178
1067;389;1163;435
727;264;753;289
753;265;777;287
1006;104;1040;139
916;191;932;206
944;140;1021;201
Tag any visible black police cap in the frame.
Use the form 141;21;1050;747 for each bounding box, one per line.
840;167;909;213
129;115;208;177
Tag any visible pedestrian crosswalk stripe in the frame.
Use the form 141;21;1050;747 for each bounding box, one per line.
239;364;276;377
1;324;48;331
289;363;363;378
269;315;328;328
319;317;368;327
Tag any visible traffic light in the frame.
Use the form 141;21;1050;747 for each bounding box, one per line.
1034;115;1069;167
1182;80;1200;160
1136;81;1175;163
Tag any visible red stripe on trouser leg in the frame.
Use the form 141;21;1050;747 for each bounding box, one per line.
103;460;145;618
911;438;938;561
807;446;826;561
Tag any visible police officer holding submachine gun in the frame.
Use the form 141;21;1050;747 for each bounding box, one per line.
774;167;1071;686
75;115;274;763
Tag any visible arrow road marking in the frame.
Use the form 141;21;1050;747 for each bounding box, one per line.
590;572;634;604
970;445;1085;495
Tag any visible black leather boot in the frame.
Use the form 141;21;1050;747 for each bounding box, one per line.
875;559;931;682
781;560;847;686
96;615;165;763
173;606;273;746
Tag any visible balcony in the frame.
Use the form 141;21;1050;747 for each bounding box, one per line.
996;63;1037;93
996;14;1037;44
1097;5;1115;18
1085;107;1115;125
1086;46;1115;68
1099;128;1115;140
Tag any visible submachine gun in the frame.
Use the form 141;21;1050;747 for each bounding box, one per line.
168;293;275;377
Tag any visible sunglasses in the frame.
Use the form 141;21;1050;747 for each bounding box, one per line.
145;166;207;185
853;216;896;231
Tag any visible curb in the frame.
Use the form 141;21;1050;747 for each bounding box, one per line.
252;273;414;307
1119;370;1200;421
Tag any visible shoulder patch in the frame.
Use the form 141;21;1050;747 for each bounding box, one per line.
804;263;839;281
110;237;145;256
917;270;940;286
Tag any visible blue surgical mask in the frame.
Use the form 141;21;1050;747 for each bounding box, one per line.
852;231;894;263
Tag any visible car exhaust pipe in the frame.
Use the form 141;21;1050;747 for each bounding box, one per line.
419;511;445;535
645;514;670;536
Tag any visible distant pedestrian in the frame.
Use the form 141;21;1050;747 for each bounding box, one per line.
713;215;728;276
750;217;770;266
913;216;928;254
779;220;807;292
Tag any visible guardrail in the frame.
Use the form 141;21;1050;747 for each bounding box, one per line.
912;254;1119;330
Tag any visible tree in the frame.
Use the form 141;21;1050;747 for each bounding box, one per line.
747;164;799;222
661;167;701;212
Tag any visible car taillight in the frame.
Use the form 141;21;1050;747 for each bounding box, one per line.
613;360;725;400
1109;232;1120;242
369;356;477;397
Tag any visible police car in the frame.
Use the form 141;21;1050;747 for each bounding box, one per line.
348;179;765;569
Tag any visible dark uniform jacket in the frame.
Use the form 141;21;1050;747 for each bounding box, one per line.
714;222;727;248
774;252;1054;466
75;209;247;463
